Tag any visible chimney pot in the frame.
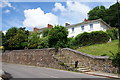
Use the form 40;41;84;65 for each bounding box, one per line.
65;23;70;26
84;18;88;22
47;24;53;29
33;27;39;31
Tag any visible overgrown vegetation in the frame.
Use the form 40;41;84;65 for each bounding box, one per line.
111;52;120;73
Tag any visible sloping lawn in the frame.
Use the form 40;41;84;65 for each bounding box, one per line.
76;40;118;56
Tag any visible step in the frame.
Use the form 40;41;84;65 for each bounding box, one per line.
77;68;90;72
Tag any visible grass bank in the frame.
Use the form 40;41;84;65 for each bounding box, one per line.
76;40;118;56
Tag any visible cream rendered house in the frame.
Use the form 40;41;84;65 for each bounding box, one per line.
66;19;111;38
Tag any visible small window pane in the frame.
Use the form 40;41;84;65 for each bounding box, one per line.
72;27;74;32
81;25;84;30
90;24;93;29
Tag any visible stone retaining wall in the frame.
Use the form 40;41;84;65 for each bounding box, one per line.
2;48;65;70
2;48;118;73
61;48;118;73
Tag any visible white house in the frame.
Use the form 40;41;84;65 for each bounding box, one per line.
65;19;111;38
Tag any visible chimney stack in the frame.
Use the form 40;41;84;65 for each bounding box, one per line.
65;23;70;26
84;18;88;22
47;24;53;29
33;27;39;31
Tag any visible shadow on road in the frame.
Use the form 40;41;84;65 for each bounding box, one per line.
2;72;13;80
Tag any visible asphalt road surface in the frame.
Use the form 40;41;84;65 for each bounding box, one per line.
2;63;114;79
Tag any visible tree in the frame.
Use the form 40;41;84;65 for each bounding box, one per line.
5;27;29;50
4;27;18;49
42;28;51;37
88;3;120;28
0;31;2;46
28;32;40;49
5;27;18;40
88;6;107;20
48;25;68;51
105;3;120;28
28;32;49;49
37;37;49;49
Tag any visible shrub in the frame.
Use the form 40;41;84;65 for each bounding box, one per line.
106;28;118;40
75;32;93;46
111;53;120;73
91;31;110;44
75;31;110;46
37;37;49;49
67;38;78;49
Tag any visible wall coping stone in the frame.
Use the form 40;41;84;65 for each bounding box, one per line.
63;48;109;60
3;48;55;53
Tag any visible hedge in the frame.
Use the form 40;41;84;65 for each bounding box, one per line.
75;31;110;46
106;28;118;40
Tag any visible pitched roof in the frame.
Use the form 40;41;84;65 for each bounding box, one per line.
66;19;111;28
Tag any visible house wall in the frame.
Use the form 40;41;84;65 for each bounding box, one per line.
100;22;109;31
67;21;108;38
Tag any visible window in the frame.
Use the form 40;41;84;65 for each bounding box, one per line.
72;27;74;32
81;25;84;31
71;36;74;38
90;24;93;30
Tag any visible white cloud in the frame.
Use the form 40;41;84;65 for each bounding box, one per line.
4;9;10;13
52;3;66;12
2;30;7;34
52;1;90;25
23;8;58;28
0;0;16;9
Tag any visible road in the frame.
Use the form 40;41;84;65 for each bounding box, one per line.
2;63;114;79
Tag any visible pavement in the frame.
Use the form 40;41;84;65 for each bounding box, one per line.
85;71;120;79
1;63;120;80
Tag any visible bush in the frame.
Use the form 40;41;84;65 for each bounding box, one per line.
37;37;49;49
111;53;120;73
75;32;93;46
106;28;118;40
75;31;110;46
91;31;110;44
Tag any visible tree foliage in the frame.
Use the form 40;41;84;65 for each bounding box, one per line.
4;27;29;50
28;32;49;49
88;3;120;28
28;32;41;49
88;6;107;20
106;28;118;40
48;25;68;49
42;28;51;37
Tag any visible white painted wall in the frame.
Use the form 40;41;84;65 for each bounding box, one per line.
67;21;109;38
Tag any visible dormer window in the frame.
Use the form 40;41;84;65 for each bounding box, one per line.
81;25;84;31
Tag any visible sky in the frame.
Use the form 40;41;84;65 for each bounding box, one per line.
1;0;117;33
